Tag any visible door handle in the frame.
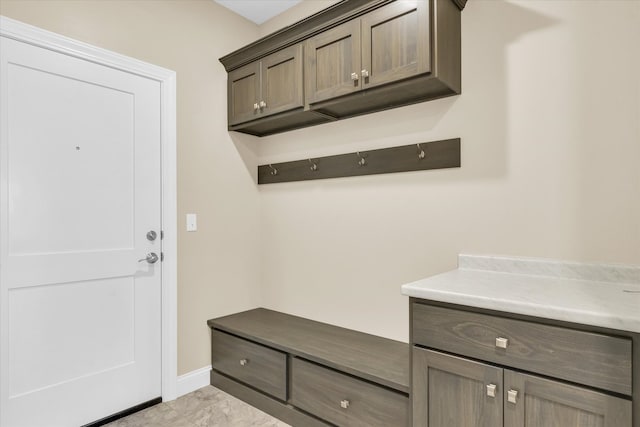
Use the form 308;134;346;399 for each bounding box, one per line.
138;252;159;264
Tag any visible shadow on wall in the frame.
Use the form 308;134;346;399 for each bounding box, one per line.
228;1;557;186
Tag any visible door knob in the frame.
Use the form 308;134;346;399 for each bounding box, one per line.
361;69;369;78
340;399;350;409
507;389;518;404
146;230;157;241
350;72;359;81
259;100;267;108
138;253;159;264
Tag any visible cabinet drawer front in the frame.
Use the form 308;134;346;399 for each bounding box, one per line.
412;303;632;395
211;329;287;400
291;358;408;427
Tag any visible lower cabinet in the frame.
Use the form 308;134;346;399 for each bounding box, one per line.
413;347;632;427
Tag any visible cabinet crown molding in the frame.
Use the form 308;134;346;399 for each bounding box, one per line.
219;0;466;72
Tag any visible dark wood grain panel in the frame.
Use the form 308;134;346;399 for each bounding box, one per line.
208;308;409;393
228;61;260;125
261;44;304;117
290;357;408;427
305;19;361;104
504;370;632;427
361;0;430;89
412;303;632;395
413;348;503;427
211;329;287;400
257;138;460;184
433;0;462;93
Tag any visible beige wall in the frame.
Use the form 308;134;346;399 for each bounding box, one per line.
0;0;262;375
257;0;640;342
2;0;639;376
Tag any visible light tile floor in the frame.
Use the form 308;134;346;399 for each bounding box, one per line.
104;386;291;427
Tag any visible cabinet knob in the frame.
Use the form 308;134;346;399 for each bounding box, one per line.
239;359;248;366
495;337;509;349
350;72;359;81
253;102;259;111
361;69;369;78
507;389;518;404
486;383;497;398
340;399;350;409
259;100;267;109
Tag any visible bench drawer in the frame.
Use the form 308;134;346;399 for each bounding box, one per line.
291;357;408;427
412;303;632;395
211;329;287;400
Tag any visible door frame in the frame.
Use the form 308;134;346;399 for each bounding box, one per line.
0;15;179;406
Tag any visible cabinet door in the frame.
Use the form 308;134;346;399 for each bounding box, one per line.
413;348;502;427
305;19;361;105
361;0;430;89
228;61;261;125
260;44;304;117
504;370;632;427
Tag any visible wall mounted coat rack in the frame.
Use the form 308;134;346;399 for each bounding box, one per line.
258;138;460;184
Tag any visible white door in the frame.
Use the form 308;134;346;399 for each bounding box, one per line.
0;35;162;427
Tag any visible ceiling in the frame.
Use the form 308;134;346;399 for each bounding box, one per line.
214;0;303;25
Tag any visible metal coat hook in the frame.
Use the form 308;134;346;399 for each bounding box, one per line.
357;151;366;166
309;159;318;171
268;164;278;176
417;144;426;160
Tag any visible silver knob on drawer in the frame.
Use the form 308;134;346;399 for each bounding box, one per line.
486;383;496;398
340;399;350;409
361;69;369;78
495;337;509;349
507;389;518;404
239;359;248;366
350;72;359;81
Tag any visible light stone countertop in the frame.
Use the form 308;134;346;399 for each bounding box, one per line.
401;254;640;333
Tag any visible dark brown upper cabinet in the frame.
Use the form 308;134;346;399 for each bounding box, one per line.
306;1;430;105
228;44;304;126
220;0;466;136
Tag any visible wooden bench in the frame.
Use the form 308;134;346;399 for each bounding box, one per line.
208;308;409;426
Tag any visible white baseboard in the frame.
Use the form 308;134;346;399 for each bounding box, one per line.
176;365;212;398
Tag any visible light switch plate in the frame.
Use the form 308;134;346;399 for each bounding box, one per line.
186;213;197;232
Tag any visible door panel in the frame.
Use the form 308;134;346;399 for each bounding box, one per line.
1;35;161;427
413;348;503;427
228;61;260;125
305;20;361;104
7;63;134;256
9;278;135;397
361;1;430;89
261;44;303;117
504;370;632;427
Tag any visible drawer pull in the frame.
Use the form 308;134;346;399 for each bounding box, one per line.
486;383;496;398
350;72;359;81
239;358;248;366
340;399;350;409
507;389;518;404
495;337;509;349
